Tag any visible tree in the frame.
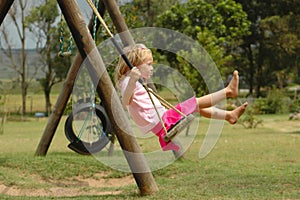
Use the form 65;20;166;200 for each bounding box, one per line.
260;15;300;88
120;0;180;27
155;0;250;95
26;0;71;115
95;0;181;43
0;0;31;116
235;0;300;96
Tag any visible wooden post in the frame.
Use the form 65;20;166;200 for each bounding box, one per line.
103;0;135;46
57;0;158;195
0;0;14;26
35;0;106;156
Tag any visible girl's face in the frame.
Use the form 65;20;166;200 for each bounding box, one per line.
137;55;153;80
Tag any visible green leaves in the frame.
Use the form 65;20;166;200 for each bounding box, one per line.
155;0;250;95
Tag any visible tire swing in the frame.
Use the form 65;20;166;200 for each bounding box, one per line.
65;102;113;155
64;0;112;155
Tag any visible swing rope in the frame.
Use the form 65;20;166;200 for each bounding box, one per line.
92;0;99;41
86;0;194;142
88;0;99;119
77;0;105;143
145;85;169;135
58;15;73;57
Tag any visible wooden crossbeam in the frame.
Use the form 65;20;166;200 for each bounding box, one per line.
0;0;15;26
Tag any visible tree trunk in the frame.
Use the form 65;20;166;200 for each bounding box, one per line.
255;64;262;97
45;18;53;116
21;0;28;116
297;58;300;83
21;80;27;116
45;86;51;115
247;44;254;95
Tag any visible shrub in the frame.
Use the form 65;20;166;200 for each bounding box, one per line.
238;106;263;128
253;88;290;114
252;97;268;114
288;98;300;113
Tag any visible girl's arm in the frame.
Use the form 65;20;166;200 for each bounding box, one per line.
122;67;141;106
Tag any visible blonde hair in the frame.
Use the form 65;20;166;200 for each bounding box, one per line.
114;43;152;87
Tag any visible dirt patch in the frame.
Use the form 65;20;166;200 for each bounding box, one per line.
0;172;135;197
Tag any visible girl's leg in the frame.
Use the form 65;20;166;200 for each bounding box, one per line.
199;102;248;124
196;70;239;108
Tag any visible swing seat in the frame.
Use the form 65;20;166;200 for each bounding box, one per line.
67;139;110;155
58;51;72;57
164;114;195;142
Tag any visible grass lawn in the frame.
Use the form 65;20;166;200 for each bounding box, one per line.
0;114;299;199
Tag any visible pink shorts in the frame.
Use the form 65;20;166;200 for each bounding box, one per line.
151;96;197;151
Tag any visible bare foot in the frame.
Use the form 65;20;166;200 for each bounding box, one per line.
226;102;248;124
226;70;239;98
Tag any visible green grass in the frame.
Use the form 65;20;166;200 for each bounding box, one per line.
0;114;300;199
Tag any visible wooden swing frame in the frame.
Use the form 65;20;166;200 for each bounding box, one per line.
0;0;159;195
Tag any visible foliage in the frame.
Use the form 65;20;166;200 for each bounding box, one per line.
95;0;181;44
25;0;58;44
265;88;290;114
120;0;180;27
288;98;300;113
117;0;250;96
238;105;263;128
251;98;268;114
259;14;300;87
155;0;250;95
176;30;232;95
156;0;251;48
252;88;290;114
235;0;300;96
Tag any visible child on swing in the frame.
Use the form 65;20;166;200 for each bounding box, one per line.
115;43;248;151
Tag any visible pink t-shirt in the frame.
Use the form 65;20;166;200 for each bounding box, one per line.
120;76;166;134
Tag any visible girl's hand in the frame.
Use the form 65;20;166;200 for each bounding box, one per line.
129;67;141;82
123;67;140;106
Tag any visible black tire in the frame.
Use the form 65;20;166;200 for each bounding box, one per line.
65;103;113;154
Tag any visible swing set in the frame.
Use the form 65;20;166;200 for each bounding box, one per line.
0;0;197;195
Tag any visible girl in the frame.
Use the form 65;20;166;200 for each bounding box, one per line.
115;43;248;151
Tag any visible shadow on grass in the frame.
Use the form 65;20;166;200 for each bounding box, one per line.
287;131;300;135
